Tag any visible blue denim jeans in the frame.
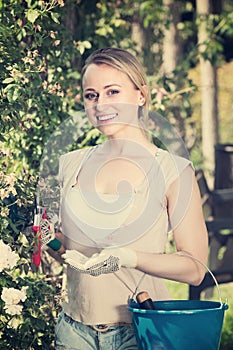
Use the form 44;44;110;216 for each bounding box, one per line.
55;311;138;350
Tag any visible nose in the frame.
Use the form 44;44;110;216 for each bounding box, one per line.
96;102;107;113
95;96;109;113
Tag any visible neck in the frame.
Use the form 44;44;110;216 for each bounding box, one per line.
101;131;153;158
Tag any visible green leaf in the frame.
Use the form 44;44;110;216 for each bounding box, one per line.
26;9;40;24
23;263;29;275
6;86;19;102
3;83;18;93
0;134;6;142
50;12;60;24
2;77;14;84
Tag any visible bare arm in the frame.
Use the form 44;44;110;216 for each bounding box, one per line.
136;166;209;286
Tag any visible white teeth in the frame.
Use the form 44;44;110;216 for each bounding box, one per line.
97;113;117;121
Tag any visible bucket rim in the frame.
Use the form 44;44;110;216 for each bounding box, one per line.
128;299;229;315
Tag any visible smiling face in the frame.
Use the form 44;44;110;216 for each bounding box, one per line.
82;63;146;138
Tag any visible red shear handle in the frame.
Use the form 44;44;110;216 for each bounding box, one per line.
32;213;42;267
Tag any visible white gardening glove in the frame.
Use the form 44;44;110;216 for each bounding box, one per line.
87;247;137;269
62;250;90;269
62;247;137;276
40;218;55;245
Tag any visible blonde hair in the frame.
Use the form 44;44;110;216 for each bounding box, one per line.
81;48;150;127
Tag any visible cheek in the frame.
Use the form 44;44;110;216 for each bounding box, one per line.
85;104;97;124
118;103;138;120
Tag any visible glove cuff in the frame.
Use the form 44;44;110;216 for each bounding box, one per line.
121;248;137;268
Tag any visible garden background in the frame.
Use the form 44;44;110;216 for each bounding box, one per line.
1;1;233;349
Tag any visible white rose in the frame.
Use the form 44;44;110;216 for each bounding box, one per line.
4;304;23;316
0;240;19;272
1;286;28;305
20;286;28;302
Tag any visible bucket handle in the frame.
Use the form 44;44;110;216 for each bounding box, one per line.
132;253;224;305
176;253;223;304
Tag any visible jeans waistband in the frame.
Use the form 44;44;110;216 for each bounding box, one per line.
64;313;131;333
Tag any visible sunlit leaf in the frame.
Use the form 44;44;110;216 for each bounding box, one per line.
2;77;14;84
26;9;40;24
51;12;60;24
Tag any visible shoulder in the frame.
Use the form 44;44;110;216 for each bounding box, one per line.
156;148;194;188
157;148;192;168
60;147;89;164
58;147;95;181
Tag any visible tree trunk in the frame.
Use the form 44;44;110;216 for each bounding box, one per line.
162;0;181;74
131;20;145;57
196;0;219;186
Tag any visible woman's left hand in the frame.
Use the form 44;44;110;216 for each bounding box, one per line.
62;247;137;276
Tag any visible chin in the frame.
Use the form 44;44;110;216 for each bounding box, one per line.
98;123;123;136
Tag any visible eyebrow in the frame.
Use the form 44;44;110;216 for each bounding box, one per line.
84;84;122;92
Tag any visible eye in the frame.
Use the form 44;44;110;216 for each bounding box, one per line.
107;89;120;96
84;92;99;101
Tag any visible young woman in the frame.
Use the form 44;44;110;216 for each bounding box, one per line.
55;48;208;349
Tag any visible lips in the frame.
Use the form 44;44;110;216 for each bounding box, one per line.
96;113;118;123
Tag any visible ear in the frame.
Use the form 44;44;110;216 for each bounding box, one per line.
138;85;149;106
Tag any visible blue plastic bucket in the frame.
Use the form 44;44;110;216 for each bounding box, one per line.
128;298;228;350
128;254;229;349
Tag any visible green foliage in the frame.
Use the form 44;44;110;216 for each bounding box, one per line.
0;1;72;348
149;65;196;151
195;8;233;66
1;0;75;171
0;168;59;349
0;273;58;350
217;10;233;36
